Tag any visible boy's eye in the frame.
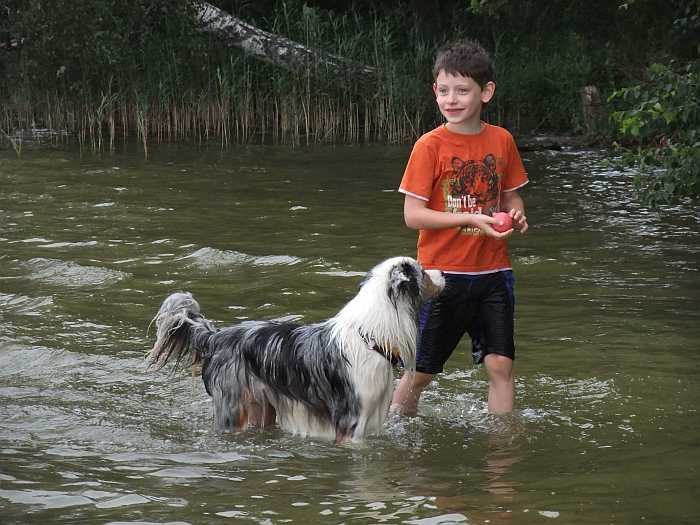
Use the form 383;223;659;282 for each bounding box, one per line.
458;89;469;94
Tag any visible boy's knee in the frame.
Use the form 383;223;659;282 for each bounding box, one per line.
391;371;434;415
484;354;513;381
406;371;435;390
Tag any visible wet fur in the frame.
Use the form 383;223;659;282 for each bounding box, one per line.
146;257;444;442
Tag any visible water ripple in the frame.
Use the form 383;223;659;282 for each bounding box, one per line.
0;292;54;315
181;247;302;270
37;240;99;248
0;488;157;511
0;489;94;509
24;257;130;288
106;451;248;465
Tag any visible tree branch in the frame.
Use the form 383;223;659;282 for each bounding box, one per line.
196;2;376;80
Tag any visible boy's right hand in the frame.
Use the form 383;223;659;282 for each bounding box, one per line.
403;196;512;238
471;214;513;239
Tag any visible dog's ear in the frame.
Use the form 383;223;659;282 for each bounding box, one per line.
388;262;419;301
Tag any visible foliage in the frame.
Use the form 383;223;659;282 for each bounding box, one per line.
0;0;204;99
0;0;697;149
608;60;699;204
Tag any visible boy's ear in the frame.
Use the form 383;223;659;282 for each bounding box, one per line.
432;82;438;96
481;81;496;103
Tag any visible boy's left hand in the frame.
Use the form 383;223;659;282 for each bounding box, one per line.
509;209;528;233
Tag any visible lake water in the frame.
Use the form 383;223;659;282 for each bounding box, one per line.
1;143;698;524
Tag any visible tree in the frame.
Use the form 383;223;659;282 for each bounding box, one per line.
197;2;375;79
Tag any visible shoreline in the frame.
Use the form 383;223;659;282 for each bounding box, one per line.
516;134;605;151
1;129;606;154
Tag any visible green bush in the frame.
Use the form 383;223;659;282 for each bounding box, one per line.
609;61;699;204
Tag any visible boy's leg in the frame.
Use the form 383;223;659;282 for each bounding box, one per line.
472;271;516;414
390;371;434;416
391;274;471;417
484;354;514;413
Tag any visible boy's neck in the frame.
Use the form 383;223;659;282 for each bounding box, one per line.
445;119;484;135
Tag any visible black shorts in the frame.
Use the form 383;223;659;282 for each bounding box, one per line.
415;270;515;374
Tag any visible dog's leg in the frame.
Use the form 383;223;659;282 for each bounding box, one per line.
335;429;350;444
235;404;249;430
245;401;263;427
334;415;360;443
234;388;255;429
213;390;247;432
240;388;278;429
261;402;276;427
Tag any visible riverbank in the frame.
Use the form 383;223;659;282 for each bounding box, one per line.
0;127;606;157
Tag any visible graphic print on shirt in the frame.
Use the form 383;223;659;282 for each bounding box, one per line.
443;154;501;235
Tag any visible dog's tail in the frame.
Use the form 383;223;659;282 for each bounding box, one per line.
146;292;216;372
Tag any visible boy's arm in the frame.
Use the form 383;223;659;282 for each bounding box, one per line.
404;195;511;238
500;190;528;234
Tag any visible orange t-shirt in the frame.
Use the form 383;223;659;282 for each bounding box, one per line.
399;123;528;274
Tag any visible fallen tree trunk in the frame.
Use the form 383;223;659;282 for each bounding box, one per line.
196;2;376;80
2;3;376;80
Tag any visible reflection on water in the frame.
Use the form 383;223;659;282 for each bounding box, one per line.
0;144;699;524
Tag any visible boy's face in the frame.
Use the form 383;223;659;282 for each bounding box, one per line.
433;70;495;131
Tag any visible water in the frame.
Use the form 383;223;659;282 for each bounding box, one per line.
1;143;698;524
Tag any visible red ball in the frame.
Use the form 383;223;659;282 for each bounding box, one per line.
492;212;513;233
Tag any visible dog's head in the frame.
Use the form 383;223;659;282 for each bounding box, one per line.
362;256;445;307
333;257;444;372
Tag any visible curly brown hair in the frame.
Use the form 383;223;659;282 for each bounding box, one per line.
432;39;495;87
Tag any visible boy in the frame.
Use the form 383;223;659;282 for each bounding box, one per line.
391;39;529;415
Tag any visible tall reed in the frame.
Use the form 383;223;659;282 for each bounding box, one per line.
0;0;597;153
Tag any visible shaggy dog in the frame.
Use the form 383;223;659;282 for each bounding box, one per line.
146;256;444;442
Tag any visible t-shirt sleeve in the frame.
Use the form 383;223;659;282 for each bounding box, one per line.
503;135;529;192
399;139;436;201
